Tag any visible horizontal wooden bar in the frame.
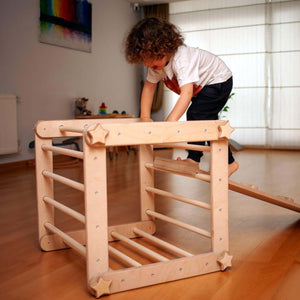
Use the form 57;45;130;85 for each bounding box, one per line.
110;231;169;262
42;144;84;159
43;196;85;224
133;227;193;257
40;221;156;251
108;245;141;268
146;210;212;238
155;142;210;152
44;222;86;257
42;170;84;192
146;186;211;210
108;221;156;241
35;120;227;146
92;252;222;295
59;125;85;134
145;162;211;182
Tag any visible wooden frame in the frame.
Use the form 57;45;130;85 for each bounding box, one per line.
35;118;299;298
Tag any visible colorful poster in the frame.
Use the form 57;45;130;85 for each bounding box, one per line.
39;0;92;52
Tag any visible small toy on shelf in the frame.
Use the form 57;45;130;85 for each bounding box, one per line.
99;102;108;115
75;97;92;116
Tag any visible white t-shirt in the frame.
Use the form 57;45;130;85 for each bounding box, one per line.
147;45;232;96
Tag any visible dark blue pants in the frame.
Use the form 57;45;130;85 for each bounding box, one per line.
186;77;235;164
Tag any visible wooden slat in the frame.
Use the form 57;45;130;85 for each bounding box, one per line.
42;170;84;192
210;140;229;253
108;246;141;268
146;186;211;210
35;120;226;145
110;231;169;262
146;210;212;238
44;222;86;257
92;252;221;295
42;144;84;159
155;142;210;152
83;142;109;281
43;196;85;224
139;144;155;221
228;181;300;213
133;227;194;257
35;135;54;242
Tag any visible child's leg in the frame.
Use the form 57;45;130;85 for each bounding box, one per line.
186;141;206;162
185;77;238;176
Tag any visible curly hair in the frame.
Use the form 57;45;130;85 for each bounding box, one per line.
125;17;184;64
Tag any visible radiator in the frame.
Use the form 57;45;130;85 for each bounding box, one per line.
0;94;18;154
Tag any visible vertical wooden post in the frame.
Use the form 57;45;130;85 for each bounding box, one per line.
83;141;109;283
210;139;229;253
139;144;155;221
35;134;54;244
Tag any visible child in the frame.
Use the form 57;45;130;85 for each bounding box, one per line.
125;17;239;176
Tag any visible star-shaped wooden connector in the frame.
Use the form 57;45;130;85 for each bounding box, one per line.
217;251;233;271
86;123;109;146
218;121;234;139
90;277;112;298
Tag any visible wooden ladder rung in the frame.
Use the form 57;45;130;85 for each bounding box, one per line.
110;231;169;262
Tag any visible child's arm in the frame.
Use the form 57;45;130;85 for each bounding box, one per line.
166;83;193;121
140;80;157;121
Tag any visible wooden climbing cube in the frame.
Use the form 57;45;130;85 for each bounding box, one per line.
35;118;234;297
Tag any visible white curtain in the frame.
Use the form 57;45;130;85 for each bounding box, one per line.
161;0;300;149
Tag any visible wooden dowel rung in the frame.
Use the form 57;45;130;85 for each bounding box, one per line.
43;196;85;224
145;162;211;182
195;173;210;183
42;144;83;159
133;227;193;257
146;186;211;210
44;222;86;257
110;231;169;262
42;170;84;192
155;142;210;152
146;210;211;239
108;245;141;267
59;125;84;134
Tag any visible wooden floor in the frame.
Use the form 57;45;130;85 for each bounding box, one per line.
0;148;299;300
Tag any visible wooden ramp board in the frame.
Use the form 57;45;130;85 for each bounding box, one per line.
228;181;300;213
153;157;300;213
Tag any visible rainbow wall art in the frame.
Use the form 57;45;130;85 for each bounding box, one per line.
39;0;92;52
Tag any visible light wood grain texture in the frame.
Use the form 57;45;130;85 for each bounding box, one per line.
35;119;227;145
83;142;109;283
0;148;299;299
0;150;300;300
33;119;232;297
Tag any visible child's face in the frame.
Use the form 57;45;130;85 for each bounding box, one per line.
143;56;169;71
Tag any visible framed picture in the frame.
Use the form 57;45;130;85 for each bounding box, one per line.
39;0;92;53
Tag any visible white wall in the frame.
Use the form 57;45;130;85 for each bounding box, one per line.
158;0;300;149
0;0;141;164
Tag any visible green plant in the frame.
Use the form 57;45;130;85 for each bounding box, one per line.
218;92;235;119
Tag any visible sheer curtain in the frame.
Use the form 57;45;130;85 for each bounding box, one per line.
166;0;300;149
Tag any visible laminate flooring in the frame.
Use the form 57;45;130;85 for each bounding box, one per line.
0;148;299;300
